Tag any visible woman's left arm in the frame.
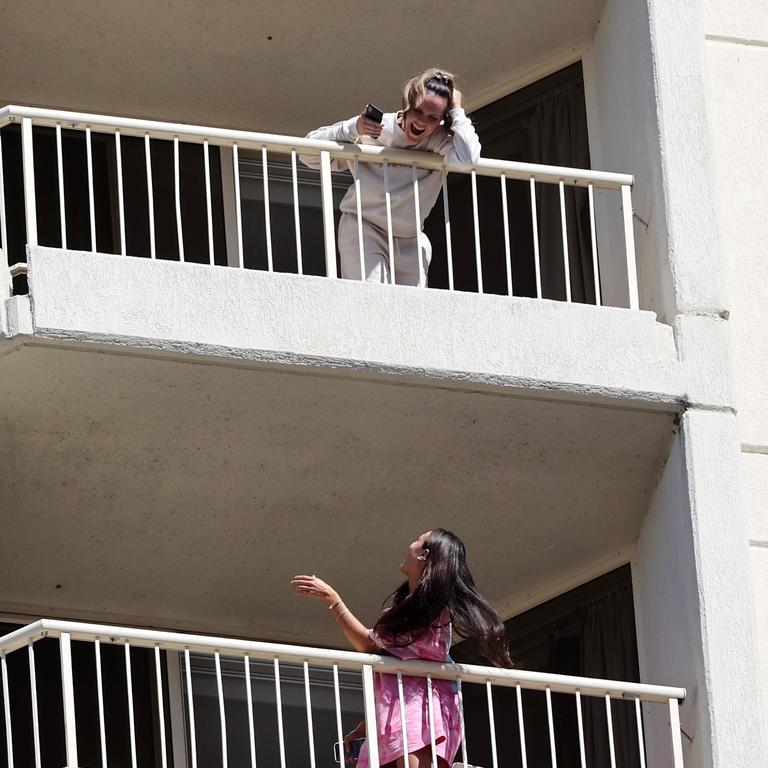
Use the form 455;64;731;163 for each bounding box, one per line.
291;574;379;653
438;89;482;170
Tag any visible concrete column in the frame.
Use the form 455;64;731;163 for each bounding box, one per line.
633;408;764;768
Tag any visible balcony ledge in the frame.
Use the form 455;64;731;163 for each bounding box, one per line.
11;246;685;408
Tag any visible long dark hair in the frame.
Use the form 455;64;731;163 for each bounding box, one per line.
373;529;512;667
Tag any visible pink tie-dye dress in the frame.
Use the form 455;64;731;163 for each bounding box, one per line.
356;612;461;768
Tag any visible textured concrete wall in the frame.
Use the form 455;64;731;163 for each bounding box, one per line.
583;0;675;322
24;247;684;403
634;410;764;768
703;0;768;723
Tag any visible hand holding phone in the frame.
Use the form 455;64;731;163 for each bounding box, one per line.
357;104;384;138
364;104;383;124
333;738;364;763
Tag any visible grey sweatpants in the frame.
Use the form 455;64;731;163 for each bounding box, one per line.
337;214;432;287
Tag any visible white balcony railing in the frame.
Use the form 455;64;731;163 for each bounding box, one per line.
1;619;684;768
0;105;638;309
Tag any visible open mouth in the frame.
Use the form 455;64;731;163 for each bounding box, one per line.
410;124;426;137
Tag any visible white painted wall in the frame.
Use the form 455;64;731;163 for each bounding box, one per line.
583;0;675;322
634;410;764;768
24;247;684;402
703;0;768;722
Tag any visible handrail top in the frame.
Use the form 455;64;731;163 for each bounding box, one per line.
1;618;683;703
0;104;634;189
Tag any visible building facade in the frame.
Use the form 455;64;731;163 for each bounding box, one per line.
1;1;765;767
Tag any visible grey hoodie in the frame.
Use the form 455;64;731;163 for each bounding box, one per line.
302;108;481;238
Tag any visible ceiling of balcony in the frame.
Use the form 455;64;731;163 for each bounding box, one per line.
0;341;675;647
0;0;604;135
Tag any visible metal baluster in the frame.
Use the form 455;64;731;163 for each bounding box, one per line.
95;640;108;768
244;657;257;768
319;151;337;279
486;681;498;768
232;143;244;269
204;140;214;265
86;127;96;252
546;687;558;768
28;642;41;768
155;647;169;768
621;184;639;310
354;158;365;280
125;642;137;768
21;117;38;247
303;662;317;768
575;691;586;768
501;173;513;296
442;171;454;291
588;184;601;305
529;177;541;298
669;698;685;768
605;694;617;768
412;165;424;288
397;672;409;763
115;130;126;256
58;634;79;768
274;659;287;768
558;180;571;301
383;161;395;284
471;170;482;293
173;137;184;262
262;147;273;271
361;665;380;768
332;665;344;766
635;698;647;768
145;134;156;259
56;124;67;249
184;649;198;768
427;675;439;768
516;684;528;768
2;650;14;768
291;150;303;275
215;652;228;768
457;678;469;768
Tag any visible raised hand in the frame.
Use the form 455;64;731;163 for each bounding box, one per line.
290;574;340;606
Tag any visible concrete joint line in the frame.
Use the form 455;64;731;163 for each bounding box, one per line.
704;34;768;49
741;443;768;455
676;308;730;321
682;403;737;416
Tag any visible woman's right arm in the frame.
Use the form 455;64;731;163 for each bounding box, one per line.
300;109;383;169
290;574;379;653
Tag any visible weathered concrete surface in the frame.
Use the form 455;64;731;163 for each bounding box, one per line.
0;339;675;646
23;247;683;405
0;0;603;134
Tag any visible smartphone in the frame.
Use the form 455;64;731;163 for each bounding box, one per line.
333;738;365;763
364;104;384;124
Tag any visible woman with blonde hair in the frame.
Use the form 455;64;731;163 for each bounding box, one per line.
302;69;481;286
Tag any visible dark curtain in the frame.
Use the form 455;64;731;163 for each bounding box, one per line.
428;63;597;302
581;586;643;767
452;566;642;768
526;82;595;303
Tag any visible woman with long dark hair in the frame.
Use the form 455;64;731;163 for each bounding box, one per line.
291;529;511;768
